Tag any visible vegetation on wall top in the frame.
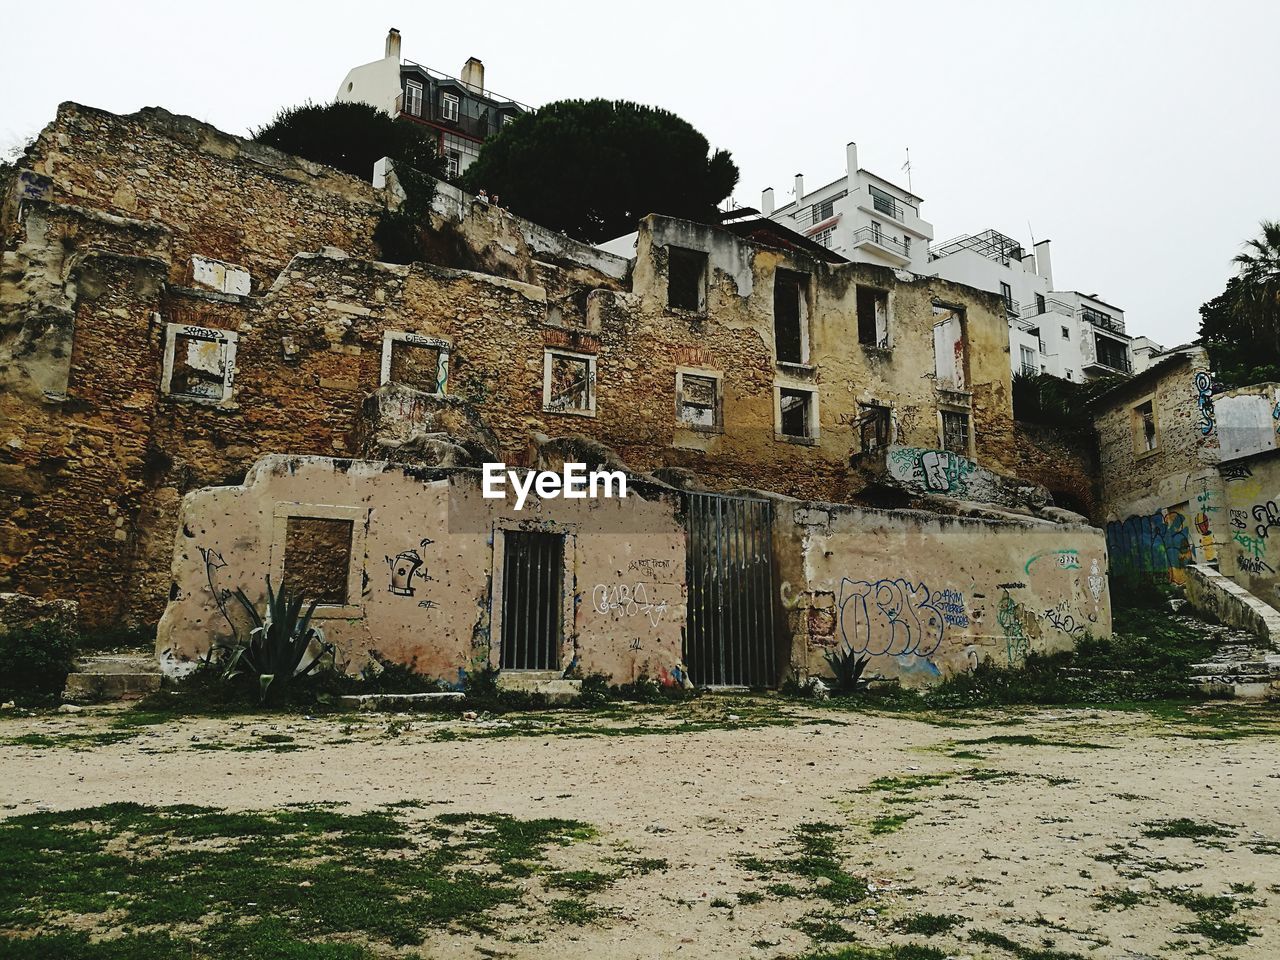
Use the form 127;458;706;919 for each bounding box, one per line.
1199;220;1280;388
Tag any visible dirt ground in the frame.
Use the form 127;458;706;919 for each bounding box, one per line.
3;697;1279;959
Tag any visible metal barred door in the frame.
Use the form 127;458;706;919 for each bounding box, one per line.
499;531;564;671
685;493;777;687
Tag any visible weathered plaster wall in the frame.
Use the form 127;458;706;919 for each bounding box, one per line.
1095;347;1224;582
157;456;688;684
773;501;1110;688
1214;382;1280;461
1215;448;1280;606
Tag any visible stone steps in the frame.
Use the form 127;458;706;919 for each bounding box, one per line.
63;653;161;703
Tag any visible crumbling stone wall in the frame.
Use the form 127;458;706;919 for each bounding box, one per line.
1012;422;1100;519
1;104;1027;629
1094;347;1223;581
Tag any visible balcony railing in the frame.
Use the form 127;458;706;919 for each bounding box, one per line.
851;225;910;258
1020;363;1038;378
794;191;847;226
1082;332;1134;374
1081;306;1126;335
867;185;914;222
1018;298;1074;319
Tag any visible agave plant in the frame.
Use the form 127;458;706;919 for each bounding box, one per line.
823;646;872;695
218;577;335;704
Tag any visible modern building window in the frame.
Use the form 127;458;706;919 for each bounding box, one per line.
667;246;707;311
1019;345;1036;377
445;151;461;177
1134;400;1157;452
856;285;889;347
858;403;891;453
811;226;835;248
870;220;884;243
868;184;900;219
1000;282;1014;312
381;331;450;394
1095;335;1131;372
441;92;460;122
543;349;596;416
676;370;722;431
941;410;971;455
502;114;516;126
813;198;834;224
403;80;423;117
162;323;237;404
777;386;818;441
1035;293;1046;314
773;269;810;365
1065;369;1074;381
1061;325;1070;340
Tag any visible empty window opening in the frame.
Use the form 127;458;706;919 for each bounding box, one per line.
941;410;971;455
859;404;891;453
164;324;236;403
282;517;354;605
1135;400;1157;452
677;372;721;431
856;286;889;347
779;387;816;440
667;247;707;311
773;269;810;365
382;333;449;394
543;350;596;415
500;530;564;671
932;304;966;389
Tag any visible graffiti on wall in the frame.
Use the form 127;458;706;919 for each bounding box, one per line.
1193;370;1217;437
1025;549;1081;574
835;578;959;658
386;539;435;597
997;592;1035;666
888;447;977;495
592;583;669;627
1252;501;1280;540
1105;510;1192;582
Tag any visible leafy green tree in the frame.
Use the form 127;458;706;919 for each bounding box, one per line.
1198;222;1280;387
252;101;445;264
461;99;739;242
252;101;443;184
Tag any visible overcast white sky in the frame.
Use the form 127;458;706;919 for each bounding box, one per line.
4;1;1278;345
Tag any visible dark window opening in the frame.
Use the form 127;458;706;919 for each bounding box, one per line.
856;286;889;346
282;516;353;605
1000;281;1014;313
779;387;814;439
941;410;970;455
1095;335;1130;372
667;247;707;311
171;333;229;400
500;530;564;671
773;269;809;364
1136;400;1157;452
859;404;891;453
1035;293;1046;314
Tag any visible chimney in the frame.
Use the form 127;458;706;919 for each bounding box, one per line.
385;28;401;61
794;173;805;203
762;187;775;216
1020;250;1036;274
461;57;485;95
846;141;859;178
1033;239;1053;288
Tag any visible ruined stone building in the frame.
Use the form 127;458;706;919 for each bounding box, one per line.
1;103;1110;689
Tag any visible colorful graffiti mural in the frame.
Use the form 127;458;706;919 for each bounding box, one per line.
1105;509;1192;582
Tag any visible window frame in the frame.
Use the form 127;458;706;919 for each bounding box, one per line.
665;245;708;313
675;367;723;434
403;79;423;117
939;408;972;458
542;348;597;417
773;268;812;367
161;322;238;407
440;91;460;122
380;330;450;396
270;503;367;620
858;402;892;454
774;381;820;444
856;284;891;349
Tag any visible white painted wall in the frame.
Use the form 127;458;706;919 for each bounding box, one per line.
336;54;402;116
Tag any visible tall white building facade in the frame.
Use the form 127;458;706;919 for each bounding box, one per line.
763;143;934;273
926;229;1134;381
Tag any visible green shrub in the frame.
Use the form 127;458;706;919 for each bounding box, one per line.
219;579;336;704
0;622;79;699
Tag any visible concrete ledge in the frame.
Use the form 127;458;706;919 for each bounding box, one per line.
63;672;161;702
338;692;465;711
1184;564;1280;650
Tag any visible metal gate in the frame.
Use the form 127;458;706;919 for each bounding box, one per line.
499;530;564;671
685;493;777;687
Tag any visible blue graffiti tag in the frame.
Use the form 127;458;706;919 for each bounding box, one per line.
836;578;950;658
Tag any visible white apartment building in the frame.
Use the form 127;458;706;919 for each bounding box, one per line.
764;143;934;273
926;229;1134;382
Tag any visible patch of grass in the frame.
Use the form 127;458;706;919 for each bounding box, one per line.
0;802;606;951
737;821;868;906
548;898;603;925
859;774;952;794
1;730;138;751
958;733;1112;749
869;812;916;835
1178;916;1258;945
967;928;1087;959
1141;818;1236;841
792;944;949;960
792;911;857;942
1092;888;1144;911
544;868;616;892
898;912;966;935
